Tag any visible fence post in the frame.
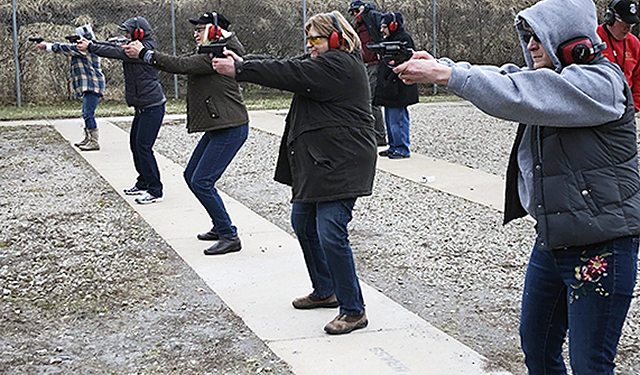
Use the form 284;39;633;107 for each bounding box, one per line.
303;0;307;53
171;0;178;99
12;0;21;107
432;0;437;95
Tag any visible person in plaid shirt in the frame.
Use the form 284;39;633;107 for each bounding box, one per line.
37;24;105;151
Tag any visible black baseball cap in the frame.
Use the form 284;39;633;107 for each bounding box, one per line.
188;12;231;29
612;0;640;24
349;1;365;11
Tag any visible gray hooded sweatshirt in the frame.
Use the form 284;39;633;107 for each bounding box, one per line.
444;0;640;250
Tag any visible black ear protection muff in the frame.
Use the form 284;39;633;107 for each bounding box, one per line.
604;0;622;26
389;12;398;32
557;37;598;66
208;12;222;40
132;17;144;40
328;13;344;50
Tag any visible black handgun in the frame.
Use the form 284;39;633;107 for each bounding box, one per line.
367;41;414;67
197;43;227;58
65;35;80;43
29;37;44;43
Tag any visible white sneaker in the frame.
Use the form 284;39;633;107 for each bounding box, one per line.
124;185;146;195
135;192;163;204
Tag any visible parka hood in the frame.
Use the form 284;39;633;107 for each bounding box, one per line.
119;17;152;39
516;0;605;72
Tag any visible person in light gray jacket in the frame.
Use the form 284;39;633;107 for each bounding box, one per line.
393;0;640;372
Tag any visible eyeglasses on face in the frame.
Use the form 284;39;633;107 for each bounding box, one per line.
522;30;541;43
306;35;327;46
194;26;206;33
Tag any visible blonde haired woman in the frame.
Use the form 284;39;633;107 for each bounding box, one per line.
213;11;376;334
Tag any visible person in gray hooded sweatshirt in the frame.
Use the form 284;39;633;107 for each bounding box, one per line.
393;0;640;372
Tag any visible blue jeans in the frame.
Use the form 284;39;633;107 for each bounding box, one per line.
130;104;165;197
520;235;639;374
184;125;248;238
384;107;410;157
291;199;365;316
82;91;100;130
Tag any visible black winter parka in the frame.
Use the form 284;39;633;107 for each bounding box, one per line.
235;50;377;203
372;28;419;108
89;19;165;108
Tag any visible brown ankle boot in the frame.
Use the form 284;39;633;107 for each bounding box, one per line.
324;311;368;335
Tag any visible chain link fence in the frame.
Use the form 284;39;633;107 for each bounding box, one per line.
1;0;616;106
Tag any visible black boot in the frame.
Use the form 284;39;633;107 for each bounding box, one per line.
197;227;219;241
203;236;241;255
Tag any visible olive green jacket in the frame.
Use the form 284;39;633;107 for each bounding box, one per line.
148;34;248;133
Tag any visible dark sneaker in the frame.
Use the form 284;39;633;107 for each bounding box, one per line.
292;293;339;309
388;152;410;159
324;311;368;335
197;227;220;241
203;236;241;255
135;192;163;204
376;138;388;147
124;185;146;195
378;149;392;157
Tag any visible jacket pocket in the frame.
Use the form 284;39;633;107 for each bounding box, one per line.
204;96;219;119
307;145;334;171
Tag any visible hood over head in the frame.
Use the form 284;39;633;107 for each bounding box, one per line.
75;24;95;40
118;17;152;39
516;0;605;72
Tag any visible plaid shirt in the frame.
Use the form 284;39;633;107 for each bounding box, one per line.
51;43;105;98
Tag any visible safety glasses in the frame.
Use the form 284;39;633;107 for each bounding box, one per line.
306;35;327;46
194;26;206;33
522;30;541;43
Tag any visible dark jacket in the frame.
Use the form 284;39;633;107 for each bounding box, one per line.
234;50;377;203
89;17;165;108
372;28;419;108
144;33;249;133
360;2;384;44
504;81;640;250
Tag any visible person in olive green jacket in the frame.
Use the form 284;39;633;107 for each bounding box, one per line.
124;12;249;256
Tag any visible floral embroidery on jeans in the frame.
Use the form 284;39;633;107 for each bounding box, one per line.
569;248;611;304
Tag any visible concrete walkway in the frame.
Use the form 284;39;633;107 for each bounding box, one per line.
47;111;510;375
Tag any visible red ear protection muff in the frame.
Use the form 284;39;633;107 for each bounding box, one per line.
557;37;597;66
389;12;398;32
604;0;621;26
328;13;344;50
133;17;144;40
208;12;222;40
208;25;221;40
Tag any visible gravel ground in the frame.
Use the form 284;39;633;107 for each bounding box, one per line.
1;101;639;374
0;125;293;374
144;102;640;375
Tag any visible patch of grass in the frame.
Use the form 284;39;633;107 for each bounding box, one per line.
0;92;462;121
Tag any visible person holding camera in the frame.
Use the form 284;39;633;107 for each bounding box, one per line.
373;12;418;159
78;17;166;205
348;0;386;146
394;0;640;372
212;11;376;335
36;23;104;151
123;12;249;255
597;0;640;112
